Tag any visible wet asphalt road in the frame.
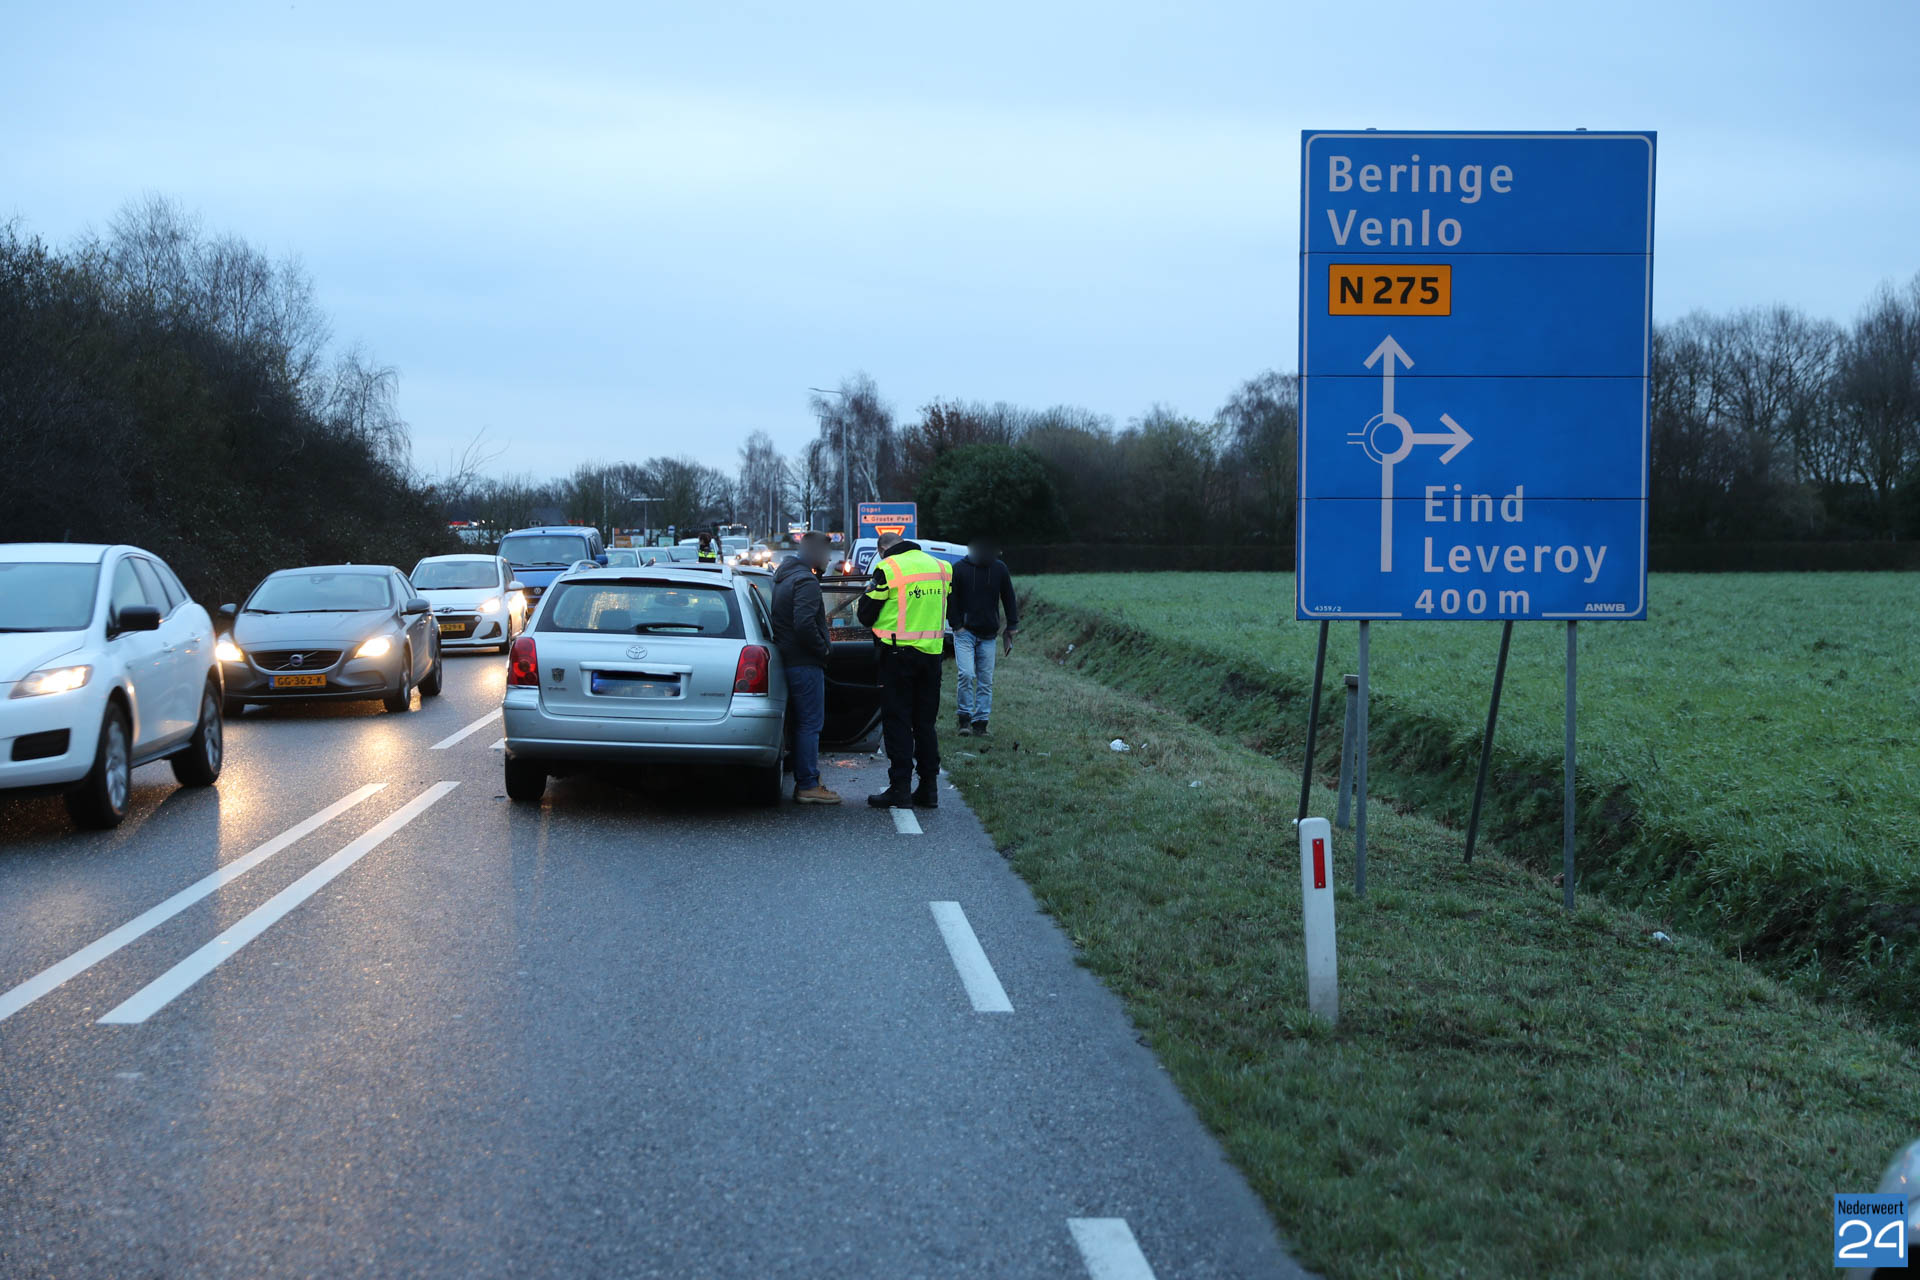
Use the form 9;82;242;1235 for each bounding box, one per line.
0;653;1304;1279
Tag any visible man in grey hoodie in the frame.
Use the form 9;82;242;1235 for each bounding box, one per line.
771;532;840;803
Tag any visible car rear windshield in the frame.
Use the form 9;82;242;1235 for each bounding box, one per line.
0;562;100;631
412;561;498;590
246;572;392;613
603;549;642;566
500;535;590;568
539;581;744;639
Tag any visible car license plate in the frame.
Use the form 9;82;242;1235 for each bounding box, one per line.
590;672;678;698
440;622;469;634
270;673;326;689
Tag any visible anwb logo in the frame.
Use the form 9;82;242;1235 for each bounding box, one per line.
1834;1194;1907;1268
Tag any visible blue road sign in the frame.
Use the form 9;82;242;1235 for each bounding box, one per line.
1296;131;1656;621
857;501;918;541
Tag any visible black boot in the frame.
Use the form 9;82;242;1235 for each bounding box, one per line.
970;719;990;738
912;780;939;808
868;785;912;809
955;713;972;735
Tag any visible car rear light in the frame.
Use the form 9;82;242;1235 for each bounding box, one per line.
733;644;769;695
508;635;539;686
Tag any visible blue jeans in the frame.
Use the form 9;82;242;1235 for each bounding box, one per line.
787;665;825;790
954;629;997;722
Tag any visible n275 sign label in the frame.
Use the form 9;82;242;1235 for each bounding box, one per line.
1328;264;1451;316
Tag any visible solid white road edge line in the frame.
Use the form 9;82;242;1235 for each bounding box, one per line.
928;901;1013;1013
430;708;501;750
0;784;387;1023
98;782;459;1025
1068;1218;1158;1280
892;808;923;835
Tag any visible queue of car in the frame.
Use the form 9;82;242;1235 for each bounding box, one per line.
1;528;878;832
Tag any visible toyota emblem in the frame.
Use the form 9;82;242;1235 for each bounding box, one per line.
625;644;648;660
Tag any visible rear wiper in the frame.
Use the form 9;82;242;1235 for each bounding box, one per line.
627;622;705;633
243;607;281;614
287;608;356;613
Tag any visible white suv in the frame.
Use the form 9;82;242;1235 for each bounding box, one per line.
0;544;224;828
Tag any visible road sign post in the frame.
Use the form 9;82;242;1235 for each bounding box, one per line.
1297;621;1330;823
1354;621;1369;898
1297;130;1653;905
1465;620;1514;863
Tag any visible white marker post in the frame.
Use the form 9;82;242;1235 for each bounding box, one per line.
1296;817;1338;1024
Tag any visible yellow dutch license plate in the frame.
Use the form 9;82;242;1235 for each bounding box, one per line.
440;622;469;634
270;673;327;689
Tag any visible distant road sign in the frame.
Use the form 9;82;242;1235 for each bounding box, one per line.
1297;130;1656;621
857;501;917;541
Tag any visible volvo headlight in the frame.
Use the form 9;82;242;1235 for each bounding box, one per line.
355;635;393;659
215;638;245;663
11;665;92;698
477;598;502;614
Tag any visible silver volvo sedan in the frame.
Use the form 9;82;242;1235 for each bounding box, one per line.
500;565;787;805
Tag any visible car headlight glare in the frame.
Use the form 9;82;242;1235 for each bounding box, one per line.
477;598;501;614
12;665;92;698
215;639;245;663
355;635;393;659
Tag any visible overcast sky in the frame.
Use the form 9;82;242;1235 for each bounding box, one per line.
5;1;1916;479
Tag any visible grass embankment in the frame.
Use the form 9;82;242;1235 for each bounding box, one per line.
1018;573;1920;1039
943;620;1920;1277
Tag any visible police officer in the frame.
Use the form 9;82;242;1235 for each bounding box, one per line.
696;532;719;564
856;531;951;809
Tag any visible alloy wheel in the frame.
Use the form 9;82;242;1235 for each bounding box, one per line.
104;719;130;812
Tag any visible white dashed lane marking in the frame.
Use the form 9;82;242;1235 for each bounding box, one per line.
892;808;922;835
1068;1218;1158;1280
928;901;1012;1013
430;708;501;750
0;784;387;1023
99;783;460;1025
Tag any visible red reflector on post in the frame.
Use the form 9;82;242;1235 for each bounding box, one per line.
1312;837;1327;890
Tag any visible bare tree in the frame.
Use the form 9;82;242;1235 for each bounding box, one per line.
736;430;788;539
810;372;896;528
1836;274;1920;534
323;345;409;467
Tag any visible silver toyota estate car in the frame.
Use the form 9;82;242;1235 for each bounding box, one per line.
500;565;786;806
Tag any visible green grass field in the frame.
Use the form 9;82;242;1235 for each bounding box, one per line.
942;627;1920;1277
1021;572;1920;1033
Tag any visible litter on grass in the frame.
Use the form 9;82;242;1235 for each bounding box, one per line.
1110;739;1130;752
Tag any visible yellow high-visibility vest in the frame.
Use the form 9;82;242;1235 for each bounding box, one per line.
697;547;718;563
867;548;951;655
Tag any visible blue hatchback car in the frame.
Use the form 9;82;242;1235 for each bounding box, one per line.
497;527;606;613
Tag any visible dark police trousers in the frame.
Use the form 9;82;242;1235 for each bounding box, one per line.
878;644;942;790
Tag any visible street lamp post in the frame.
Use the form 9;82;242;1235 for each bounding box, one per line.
623;494;658;543
809;387;850;546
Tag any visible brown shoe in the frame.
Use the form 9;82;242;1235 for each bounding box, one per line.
795;785;842;805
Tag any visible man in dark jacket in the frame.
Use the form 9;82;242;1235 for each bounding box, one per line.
771;532;839;804
947;538;1018;737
